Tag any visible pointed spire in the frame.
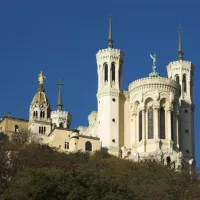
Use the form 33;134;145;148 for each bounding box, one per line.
57;79;64;111
108;15;114;48
178;26;184;60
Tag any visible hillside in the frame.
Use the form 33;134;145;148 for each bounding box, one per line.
0;140;200;200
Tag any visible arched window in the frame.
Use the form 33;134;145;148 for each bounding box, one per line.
139;111;142;142
14;125;19;132
175;75;179;84
85;141;92;151
148;107;154;139
104;63;108;82
35;111;38;117
40;111;42;118
111;62;115;82
166;156;171;167
183;74;187;93
160;107;165;139
42;111;45;118
33;111;36;117
59;123;64;128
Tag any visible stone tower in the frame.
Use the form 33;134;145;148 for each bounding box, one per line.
96;16;125;156
51;80;72;129
167;27;195;167
28;72;52;138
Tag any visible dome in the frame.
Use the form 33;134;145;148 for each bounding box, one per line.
31;91;50;106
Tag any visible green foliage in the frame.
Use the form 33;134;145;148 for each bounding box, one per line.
0;144;200;200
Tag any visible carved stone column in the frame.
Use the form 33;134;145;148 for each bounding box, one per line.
108;63;111;86
188;78;191;97
131;111;137;148
166;106;172;141
116;65;119;86
141;107;146;143
175;110;179;149
166;106;173;150
154;104;160;140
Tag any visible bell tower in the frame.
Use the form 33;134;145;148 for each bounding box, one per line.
96;16;125;156
167;27;195;167
29;71;52;139
51;80;72;129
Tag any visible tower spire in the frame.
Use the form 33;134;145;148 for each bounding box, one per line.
57;79;64;111
178;26;184;61
108;15;114;48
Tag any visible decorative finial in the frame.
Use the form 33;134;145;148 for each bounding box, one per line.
149;52;160;77
108;15;114;48
38;71;46;92
57;79;64;111
178;26;184;60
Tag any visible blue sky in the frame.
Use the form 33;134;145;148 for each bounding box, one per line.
0;0;199;166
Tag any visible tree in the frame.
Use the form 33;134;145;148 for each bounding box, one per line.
0;149;200;200
11;130;40;147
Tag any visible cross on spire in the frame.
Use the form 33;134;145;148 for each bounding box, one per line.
57;79;64;111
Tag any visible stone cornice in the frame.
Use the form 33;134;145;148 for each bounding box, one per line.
128;77;181;96
97;89;123;99
96;48;124;62
167;60;195;73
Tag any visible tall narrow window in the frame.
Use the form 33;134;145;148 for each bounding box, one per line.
33;111;36;117
44;127;46;134
85;141;92;151
14;125;19;132
183;74;187;93
40;111;42;118
171;112;174;141
139;111;142;141
104;63;108;82
64;142;69;149
175;75;179;84
39;127;41;134
148;107;154;139
111;63;115;81
160;108;165;139
35;111;38;117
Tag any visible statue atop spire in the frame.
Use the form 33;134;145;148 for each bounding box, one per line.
178;26;184;61
38;71;46;92
38;71;46;85
149;52;160;77
57;79;64;111
108;15;114;48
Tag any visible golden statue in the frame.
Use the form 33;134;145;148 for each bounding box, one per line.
38;71;46;85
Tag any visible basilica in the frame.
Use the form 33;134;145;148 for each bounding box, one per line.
0;17;195;170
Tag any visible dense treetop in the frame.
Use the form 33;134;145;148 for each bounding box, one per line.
0;139;200;200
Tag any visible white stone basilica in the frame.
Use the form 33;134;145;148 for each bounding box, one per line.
26;17;195;170
79;17;195;170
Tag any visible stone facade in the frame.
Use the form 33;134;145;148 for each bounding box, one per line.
79;20;195;170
